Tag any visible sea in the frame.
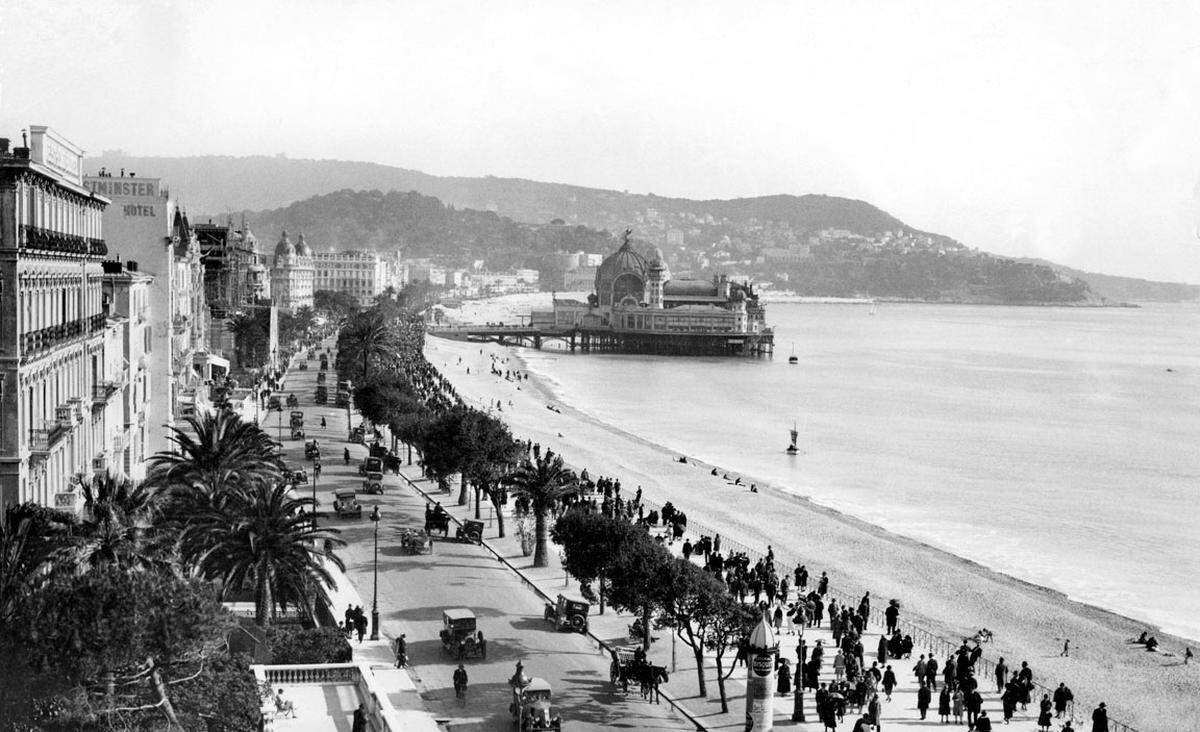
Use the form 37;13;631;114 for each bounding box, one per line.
457;297;1200;641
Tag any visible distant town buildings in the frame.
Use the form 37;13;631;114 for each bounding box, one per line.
195;219;269;317
0;126;131;508
99;260;154;481
270;230;314;311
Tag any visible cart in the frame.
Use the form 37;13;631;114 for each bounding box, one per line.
399;528;433;554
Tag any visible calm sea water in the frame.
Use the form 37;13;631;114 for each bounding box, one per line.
514;302;1200;640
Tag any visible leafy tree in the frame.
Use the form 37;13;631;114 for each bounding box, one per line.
502;449;578;568
606;532;675;650
706;596;758;712
16;566;234;727
168;654;264;731
336;309;397;383
314;289;360;321
178;481;346;626
266;627;353;665
460;410;522;529
551;508;644;614
0;503;68;626
415;408;473;500
148;411;285;498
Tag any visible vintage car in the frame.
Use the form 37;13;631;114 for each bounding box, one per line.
286;394;299;409
304;440;321;460
510;678;561;730
290;427;306;441
335;390;350;408
267;395;281;411
316;372;327;385
361;470;384;495
439;608;485;660
349;425;365;444
332;489;362;518
544;594;590;633
358;456;383;476
298;361;308;370
318;356;329;371
456;519;484;544
315;385;328;404
291;467;308;485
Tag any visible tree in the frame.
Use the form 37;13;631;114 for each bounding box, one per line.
415;408;473;501
226;310;270;368
336;309;397;383
460;410;522;528
178;481;346;627
706;596;758;712
148;411;285;498
55;473;169;574
15;566;235;727
551;508;644;614
314;289;360;321
502;449;578;568
0;502;68;626
656;559;755;703
266;627;353;664
606;532;675;651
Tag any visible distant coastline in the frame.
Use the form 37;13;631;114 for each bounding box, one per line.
760;292;1142;308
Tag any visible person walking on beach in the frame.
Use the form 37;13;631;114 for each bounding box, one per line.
1091;702;1108;732
1060;638;1070;657
1053;683;1073;719
453;664;468;699
1186;647;1194;665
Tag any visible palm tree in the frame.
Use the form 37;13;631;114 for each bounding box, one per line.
337;310;396;382
503;449;578;568
147;411;285;498
179;481;345;626
55;473;169;574
0;503;69;625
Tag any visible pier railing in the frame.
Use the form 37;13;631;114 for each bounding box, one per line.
634;494;1138;732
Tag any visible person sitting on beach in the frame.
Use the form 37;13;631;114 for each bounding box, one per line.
711;468;718;476
1135;631;1149;644
734;477;742;485
750;484;758;493
1145;636;1159;652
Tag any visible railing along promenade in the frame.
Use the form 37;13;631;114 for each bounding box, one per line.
252;662;405;731
633;495;1138;732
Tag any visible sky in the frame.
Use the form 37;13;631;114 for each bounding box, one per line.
2;0;1200;282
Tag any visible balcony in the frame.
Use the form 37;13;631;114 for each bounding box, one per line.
92;381;121;405
29;421;70;454
18;224;101;257
20;316;105;359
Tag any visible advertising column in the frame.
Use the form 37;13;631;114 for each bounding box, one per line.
745;614;778;731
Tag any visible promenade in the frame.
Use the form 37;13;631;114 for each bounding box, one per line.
277;349;690;731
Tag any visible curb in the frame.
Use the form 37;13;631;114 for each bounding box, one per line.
397;471;709;732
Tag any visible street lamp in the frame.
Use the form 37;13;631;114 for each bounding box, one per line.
792;626;807;722
370;505;381;641
311;461;319;531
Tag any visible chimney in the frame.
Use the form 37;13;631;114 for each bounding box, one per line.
101;260;123;274
0;138;8;155
126;260;138;272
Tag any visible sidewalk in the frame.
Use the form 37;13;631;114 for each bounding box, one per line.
280;349;689;732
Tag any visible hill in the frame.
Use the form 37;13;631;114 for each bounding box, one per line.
85;153;1195;302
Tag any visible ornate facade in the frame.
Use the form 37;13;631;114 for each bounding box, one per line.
270;230;314;312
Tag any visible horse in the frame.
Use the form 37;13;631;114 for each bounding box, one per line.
638;664;669;703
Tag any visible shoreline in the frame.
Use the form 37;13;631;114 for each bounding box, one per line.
425;333;1200;731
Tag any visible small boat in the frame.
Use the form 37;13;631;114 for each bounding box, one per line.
788;343;798;365
786;422;798;454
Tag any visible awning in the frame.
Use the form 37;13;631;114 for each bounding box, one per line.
194;352;230;370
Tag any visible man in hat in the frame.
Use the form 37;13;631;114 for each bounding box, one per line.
1091;702;1108;732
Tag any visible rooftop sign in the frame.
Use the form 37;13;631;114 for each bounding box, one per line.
28;125;85;186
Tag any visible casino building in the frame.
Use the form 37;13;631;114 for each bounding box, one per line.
536;230;772;356
271;231;315;312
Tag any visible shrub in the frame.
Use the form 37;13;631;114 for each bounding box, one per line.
267;627;352;665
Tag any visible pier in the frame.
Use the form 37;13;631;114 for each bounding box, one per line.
427;323;774;356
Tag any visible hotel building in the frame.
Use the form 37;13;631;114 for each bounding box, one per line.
270;231;314;312
311;249;388;306
0;126;130;508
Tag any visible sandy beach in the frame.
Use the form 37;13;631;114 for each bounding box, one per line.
425;332;1200;731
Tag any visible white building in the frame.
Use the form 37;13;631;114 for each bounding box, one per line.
270;231;315;311
0;126;134;509
99;261;154;481
312;250;388;306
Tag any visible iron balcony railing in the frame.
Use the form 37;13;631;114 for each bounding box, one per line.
18;224;106;257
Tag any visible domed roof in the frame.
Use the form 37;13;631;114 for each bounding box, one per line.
274;230;295;258
594;230;648;302
648;247;665;269
295;232;313;257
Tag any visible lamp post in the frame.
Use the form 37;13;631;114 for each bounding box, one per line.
792;628;807;722
370;505;381;641
311;462;319;531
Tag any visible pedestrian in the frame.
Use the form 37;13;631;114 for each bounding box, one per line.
937;685;951;722
1054;683;1072;718
925;655;939;690
965;688;983;729
1061;638;1070;657
344;447;351;464
994;656;1008;693
1091;702;1108;732
351;703;368;732
951;686;964;724
1037;693;1053;731
321;416;327;428
777;658;792;696
913;654;927;684
974;710;993;731
818;571;829;596
395;634;408;667
877;634;888;665
314;462;322;479
833;650;846;681
916;681;931;720
885;599;899;634
882;664;896;701
453;663;468;699
1186;647;1194;665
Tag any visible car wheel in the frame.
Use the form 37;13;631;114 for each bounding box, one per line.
569;615;585;632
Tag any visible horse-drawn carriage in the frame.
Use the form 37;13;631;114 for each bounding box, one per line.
425;511;451;537
439;608;486;660
543;594;589;633
332;489;362;518
609;647;668;701
510;678;561;731
399;528;433;554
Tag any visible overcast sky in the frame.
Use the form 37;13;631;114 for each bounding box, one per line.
2;0;1199;282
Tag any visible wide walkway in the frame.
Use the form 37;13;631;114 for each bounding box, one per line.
277;350;690;732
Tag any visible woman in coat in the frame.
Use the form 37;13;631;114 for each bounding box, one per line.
937;686;951;723
881;665;897;702
952;688;965;724
1037;694;1054;731
916;683;932;720
777;659;793;696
